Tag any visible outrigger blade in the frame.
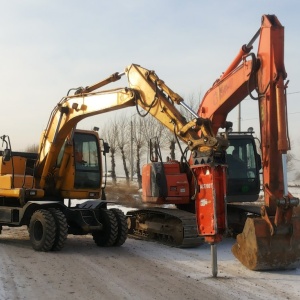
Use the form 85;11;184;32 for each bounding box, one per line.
232;216;300;270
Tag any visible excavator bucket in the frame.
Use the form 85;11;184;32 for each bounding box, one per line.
232;216;300;270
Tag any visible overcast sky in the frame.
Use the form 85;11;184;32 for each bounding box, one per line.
1;1;300;155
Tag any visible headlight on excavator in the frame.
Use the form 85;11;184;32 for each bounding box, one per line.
89;192;99;198
25;190;37;197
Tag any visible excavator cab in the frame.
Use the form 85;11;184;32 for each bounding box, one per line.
55;130;105;199
73;131;102;189
226;132;261;203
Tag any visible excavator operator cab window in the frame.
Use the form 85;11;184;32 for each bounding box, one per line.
226;134;261;202
73;132;101;189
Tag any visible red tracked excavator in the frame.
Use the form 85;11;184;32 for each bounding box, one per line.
126;14;300;276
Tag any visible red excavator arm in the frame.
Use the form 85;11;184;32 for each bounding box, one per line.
197;14;300;270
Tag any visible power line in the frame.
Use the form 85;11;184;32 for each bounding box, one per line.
239;111;300;122
239;91;300;119
243;91;300;101
242;111;300;121
289;112;300;115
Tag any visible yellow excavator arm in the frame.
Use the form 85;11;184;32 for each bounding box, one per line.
37;87;136;187
36;64;227;189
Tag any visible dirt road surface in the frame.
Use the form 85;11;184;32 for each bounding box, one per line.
0;205;299;300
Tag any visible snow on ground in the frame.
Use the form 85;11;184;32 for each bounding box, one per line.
0;222;299;300
0;185;297;299
104;186;300;299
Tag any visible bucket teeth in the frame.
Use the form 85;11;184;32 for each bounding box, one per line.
232;217;300;271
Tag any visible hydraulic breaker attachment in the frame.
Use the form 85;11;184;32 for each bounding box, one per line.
194;164;227;243
193;164;227;277
232;214;300;271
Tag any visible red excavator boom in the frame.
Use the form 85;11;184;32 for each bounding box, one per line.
197;14;300;270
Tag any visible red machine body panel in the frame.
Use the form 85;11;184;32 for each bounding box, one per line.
142;161;190;204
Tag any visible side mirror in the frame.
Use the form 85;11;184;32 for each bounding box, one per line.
2;148;11;162
103;142;110;154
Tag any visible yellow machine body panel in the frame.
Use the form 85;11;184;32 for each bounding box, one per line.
0;156;27;175
0;175;34;189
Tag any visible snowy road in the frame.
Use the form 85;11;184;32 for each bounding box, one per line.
0;212;299;300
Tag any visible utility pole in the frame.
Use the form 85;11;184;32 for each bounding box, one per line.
130;119;134;181
238;103;241;132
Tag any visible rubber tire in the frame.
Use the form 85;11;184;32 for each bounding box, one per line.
49;208;68;251
29;209;56;251
92;209;118;247
110;208;128;246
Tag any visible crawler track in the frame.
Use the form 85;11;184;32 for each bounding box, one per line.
126;208;203;247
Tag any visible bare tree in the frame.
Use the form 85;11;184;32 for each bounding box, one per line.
294;170;300;182
169;138;176;160
25;144;39;153
160;128;177;160
102;120;118;185
116;116;130;185
132;117;147;189
165;93;201;161
129;113;171;187
179;92;201;120
141;115;167;156
287;151;295;172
